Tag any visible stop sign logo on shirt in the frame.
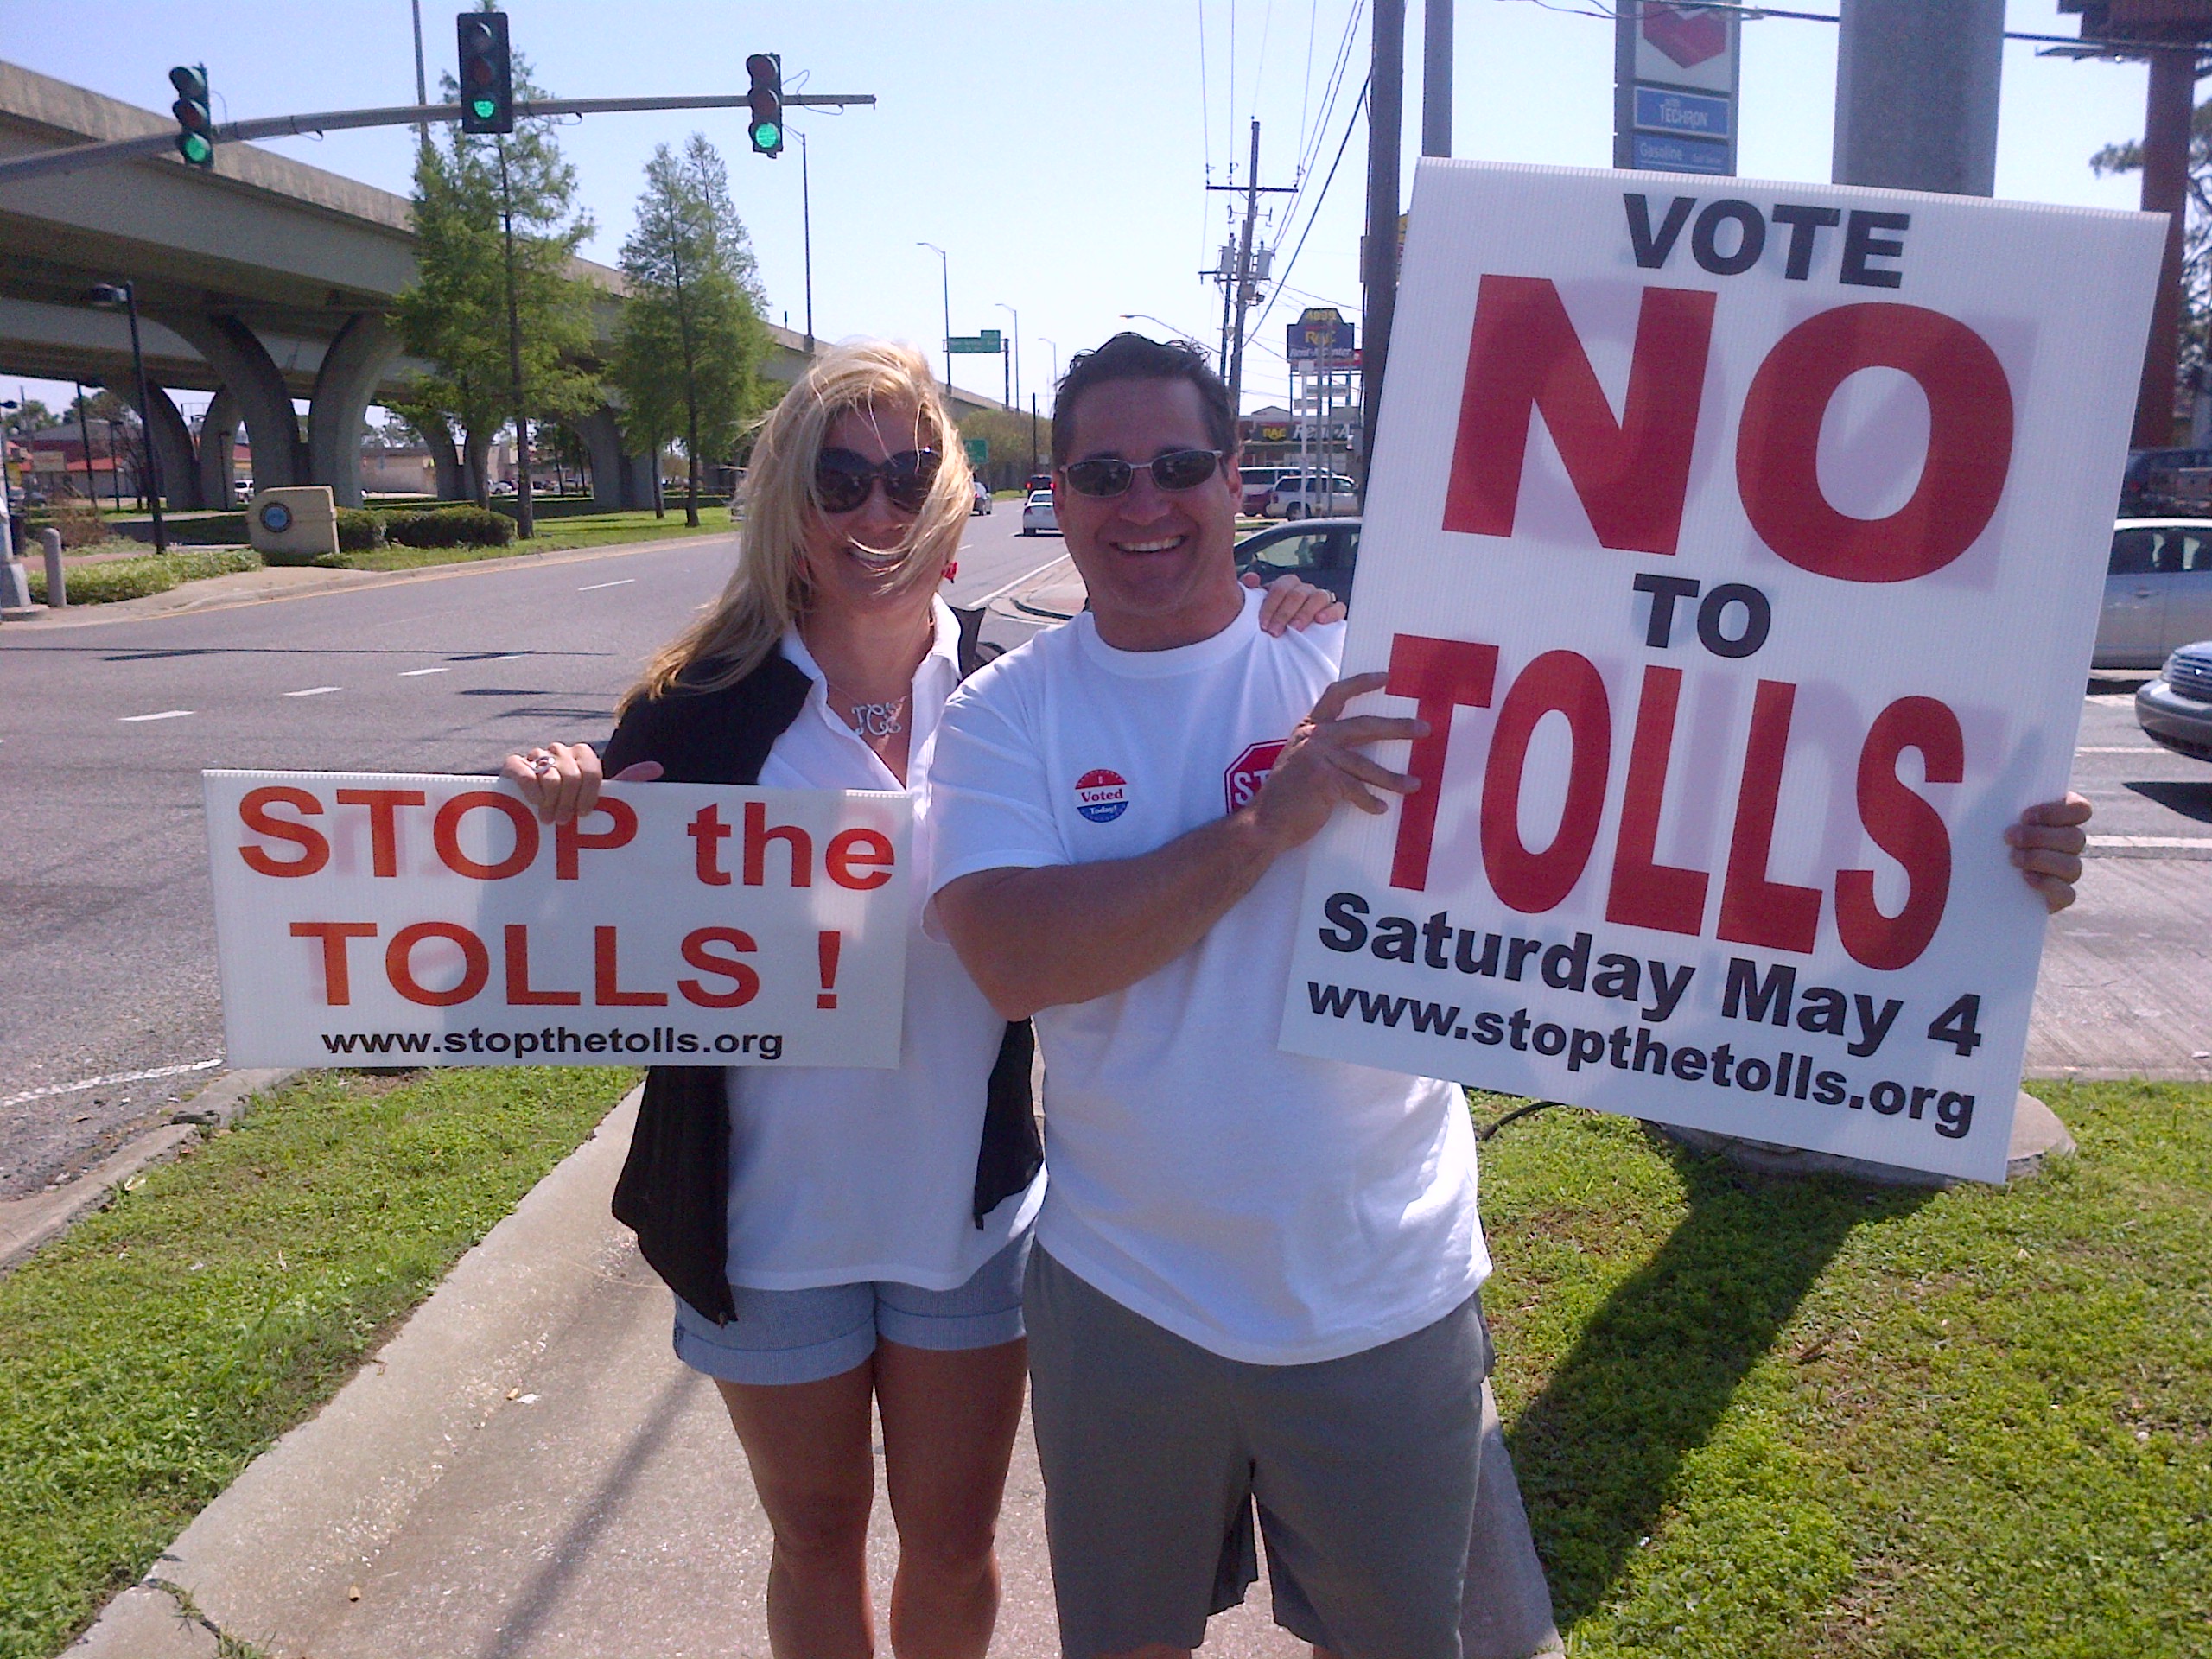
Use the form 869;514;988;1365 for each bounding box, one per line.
1224;740;1286;814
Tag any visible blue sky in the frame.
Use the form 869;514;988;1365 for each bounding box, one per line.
3;1;2162;421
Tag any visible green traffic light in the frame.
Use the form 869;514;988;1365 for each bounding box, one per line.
753;120;780;149
472;97;499;119
180;134;212;164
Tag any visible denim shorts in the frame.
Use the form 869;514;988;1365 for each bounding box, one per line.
671;1230;1033;1387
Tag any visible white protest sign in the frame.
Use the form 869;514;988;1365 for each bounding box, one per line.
206;771;910;1068
1280;162;2164;1181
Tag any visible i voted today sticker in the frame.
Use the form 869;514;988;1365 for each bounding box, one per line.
1074;768;1129;823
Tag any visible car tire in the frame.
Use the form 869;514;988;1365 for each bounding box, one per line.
1286;502;1306;521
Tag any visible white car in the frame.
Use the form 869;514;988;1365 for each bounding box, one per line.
2095;518;2212;668
1267;472;1358;520
1020;489;1058;536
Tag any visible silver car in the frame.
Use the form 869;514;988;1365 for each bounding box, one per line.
2136;640;2212;760
2094;518;2212;668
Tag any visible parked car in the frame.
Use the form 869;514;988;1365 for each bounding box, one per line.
1020;489;1058;536
2119;446;2212;514
1234;517;1361;607
1267;471;1358;520
970;479;993;515
2136;639;2212;760
2094;518;2212;668
1237;465;1290;516
490;479;517;496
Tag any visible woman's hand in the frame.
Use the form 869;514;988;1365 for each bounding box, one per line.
501;745;667;824
2005;791;2091;913
1247;570;1349;635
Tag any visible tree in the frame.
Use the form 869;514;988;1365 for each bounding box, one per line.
608;134;771;526
958;407;1053;493
391;35;597;508
2094;100;2212;398
3;397;53;438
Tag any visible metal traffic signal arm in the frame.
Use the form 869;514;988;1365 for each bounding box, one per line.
0;85;874;186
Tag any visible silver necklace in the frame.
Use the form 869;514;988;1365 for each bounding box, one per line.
833;690;910;739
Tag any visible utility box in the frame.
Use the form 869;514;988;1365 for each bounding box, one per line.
248;486;339;563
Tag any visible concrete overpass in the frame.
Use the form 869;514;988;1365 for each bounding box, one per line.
0;61;1004;511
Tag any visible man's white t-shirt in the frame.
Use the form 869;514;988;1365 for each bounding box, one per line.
721;601;1044;1292
930;588;1487;1364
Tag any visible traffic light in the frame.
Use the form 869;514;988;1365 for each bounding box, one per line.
746;53;783;157
457;11;514;136
168;65;213;169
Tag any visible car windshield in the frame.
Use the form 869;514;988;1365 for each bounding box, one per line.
1027;491;1052;504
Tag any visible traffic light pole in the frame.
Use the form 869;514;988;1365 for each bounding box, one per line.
495;140;533;539
0;92;877;185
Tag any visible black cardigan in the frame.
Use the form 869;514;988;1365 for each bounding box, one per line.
603;613;1041;1324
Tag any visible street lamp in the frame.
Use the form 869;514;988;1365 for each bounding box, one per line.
1039;336;1059;398
917;241;950;392
86;283;165;551
995;302;1020;413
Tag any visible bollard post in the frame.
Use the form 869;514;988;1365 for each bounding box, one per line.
40;527;65;609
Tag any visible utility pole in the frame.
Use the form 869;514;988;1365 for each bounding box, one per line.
1363;0;1406;480
496;138;534;538
1422;0;1452;157
918;241;950;392
797;128;816;356
1205;122;1294;414
410;0;429;149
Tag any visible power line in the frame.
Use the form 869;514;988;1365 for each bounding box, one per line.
1247;73;1370;359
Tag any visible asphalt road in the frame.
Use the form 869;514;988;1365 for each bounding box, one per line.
3;508;2205;1192
0;505;1064;1197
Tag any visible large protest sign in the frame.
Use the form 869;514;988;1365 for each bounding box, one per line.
206;772;911;1069
1280;162;2164;1181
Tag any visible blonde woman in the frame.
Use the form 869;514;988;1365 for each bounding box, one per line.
505;339;1338;1659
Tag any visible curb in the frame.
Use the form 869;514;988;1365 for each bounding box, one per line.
0;1068;295;1276
0;530;737;632
67;1085;644;1659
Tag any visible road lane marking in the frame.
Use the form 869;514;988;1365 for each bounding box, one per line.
577;578;635;592
399;665;454;677
2086;693;2139;707
1;1057;224;1110
119;709;194;722
2076;746;2161;753
969;554;1072;609
285;685;342;697
2088;835;2212;849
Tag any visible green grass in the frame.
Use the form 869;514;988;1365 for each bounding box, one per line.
335;505;733;571
0;1066;637;1659
1477;1080;2211;1656
27;547;261;605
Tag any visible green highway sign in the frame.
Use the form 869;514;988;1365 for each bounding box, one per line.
946;329;1002;354
964;437;988;466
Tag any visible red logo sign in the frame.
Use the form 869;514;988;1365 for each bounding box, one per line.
1643;5;1727;71
1224;740;1286;814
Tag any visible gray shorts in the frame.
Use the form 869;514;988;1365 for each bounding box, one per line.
1025;1246;1493;1659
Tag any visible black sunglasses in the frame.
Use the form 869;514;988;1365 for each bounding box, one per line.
813;447;940;514
1060;448;1225;499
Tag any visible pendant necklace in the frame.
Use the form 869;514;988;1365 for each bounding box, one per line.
834;690;910;740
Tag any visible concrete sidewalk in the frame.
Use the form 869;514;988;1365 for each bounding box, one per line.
68;1087;1557;1659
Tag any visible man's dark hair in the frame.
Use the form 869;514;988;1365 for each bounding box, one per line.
1052;333;1237;467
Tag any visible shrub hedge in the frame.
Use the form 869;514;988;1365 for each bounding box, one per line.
27;548;261;605
381;505;516;549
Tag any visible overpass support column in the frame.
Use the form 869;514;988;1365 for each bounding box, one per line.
579;407;632;511
199;389;240;509
308;314;402;507
114;382;203;512
158;314;306;490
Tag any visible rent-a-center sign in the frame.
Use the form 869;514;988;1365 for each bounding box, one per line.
1281;162;2164;1181
207;772;910;1069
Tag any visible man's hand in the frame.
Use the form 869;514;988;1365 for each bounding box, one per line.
1245;671;1427;854
2005;791;2091;913
1244;569;1349;635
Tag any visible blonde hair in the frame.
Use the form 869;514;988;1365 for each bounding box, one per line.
620;338;972;714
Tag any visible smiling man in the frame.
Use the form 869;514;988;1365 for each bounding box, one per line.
928;334;1502;1659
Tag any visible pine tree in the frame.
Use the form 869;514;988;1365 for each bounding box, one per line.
609;135;772;526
